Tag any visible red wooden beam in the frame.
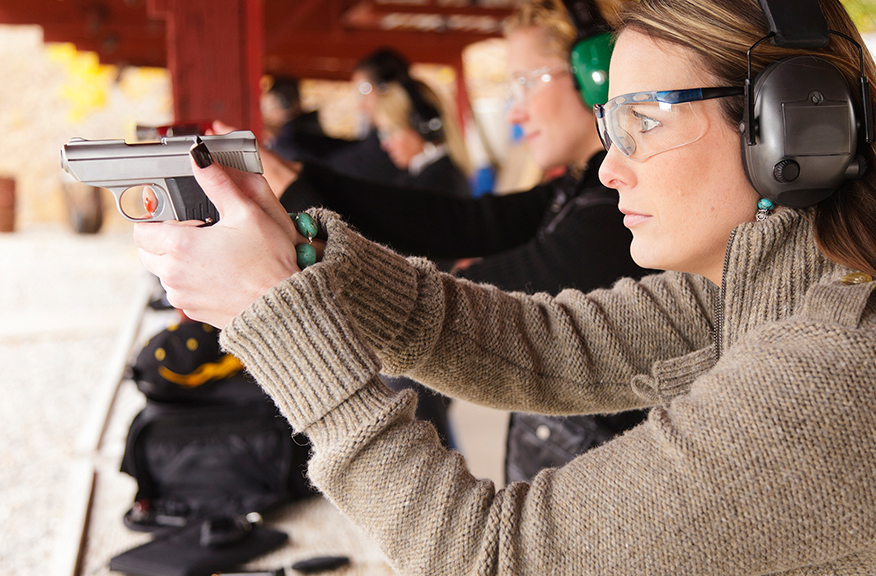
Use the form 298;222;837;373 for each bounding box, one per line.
266;28;494;61
2;0;508;82
354;1;513;20
147;0;263;137
264;27;495;80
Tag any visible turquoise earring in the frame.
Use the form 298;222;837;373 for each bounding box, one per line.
756;198;774;221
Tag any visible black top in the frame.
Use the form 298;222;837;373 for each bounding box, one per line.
281;150;648;294
279;129;409;189
267;110;326;163
282;130;470;198
394;154;471;200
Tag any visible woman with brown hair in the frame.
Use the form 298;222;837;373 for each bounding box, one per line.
135;0;876;572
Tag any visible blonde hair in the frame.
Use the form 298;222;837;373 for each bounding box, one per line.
617;0;876;276
374;79;473;176
504;0;577;58
504;0;624;58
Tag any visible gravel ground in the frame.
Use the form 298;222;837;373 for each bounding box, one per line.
0;225;148;576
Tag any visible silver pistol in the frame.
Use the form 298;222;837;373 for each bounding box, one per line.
60;130;263;223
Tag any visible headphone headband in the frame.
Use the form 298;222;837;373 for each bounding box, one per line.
758;0;829;49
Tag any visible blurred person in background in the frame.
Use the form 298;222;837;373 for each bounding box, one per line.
268;0;650;484
373;78;472;198
260;75;326;161
272;48;417;188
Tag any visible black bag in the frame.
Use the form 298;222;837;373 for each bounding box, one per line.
120;322;316;532
109;516;288;576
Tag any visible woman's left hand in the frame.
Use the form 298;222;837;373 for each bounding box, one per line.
134;151;319;329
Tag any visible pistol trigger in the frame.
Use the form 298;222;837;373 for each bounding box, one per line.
142;186;159;216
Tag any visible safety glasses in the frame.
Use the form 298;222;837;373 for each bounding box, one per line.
507;66;570;104
594;87;744;161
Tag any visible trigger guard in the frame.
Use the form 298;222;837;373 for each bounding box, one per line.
112;184;174;222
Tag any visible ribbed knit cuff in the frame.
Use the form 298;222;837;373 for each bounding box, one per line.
306;384;413;447
220;265;382;432
306;208;446;373
631;346;715;404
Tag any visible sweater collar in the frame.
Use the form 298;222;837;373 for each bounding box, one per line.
636;209;870;405
718;208;848;352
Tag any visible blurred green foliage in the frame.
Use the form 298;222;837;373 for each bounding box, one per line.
842;0;876;32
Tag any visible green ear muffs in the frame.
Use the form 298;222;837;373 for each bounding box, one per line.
569;32;614;107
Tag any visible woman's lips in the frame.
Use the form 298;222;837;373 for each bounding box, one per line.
620;209;650;228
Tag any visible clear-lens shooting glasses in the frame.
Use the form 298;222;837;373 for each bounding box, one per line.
507;65;570;104
594;87;744;161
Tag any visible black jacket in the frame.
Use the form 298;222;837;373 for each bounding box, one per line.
267;110;326;162
394;154;471;199
279;129;409;189
281;151;649;483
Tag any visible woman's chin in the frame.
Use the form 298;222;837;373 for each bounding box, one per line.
629;241;664;272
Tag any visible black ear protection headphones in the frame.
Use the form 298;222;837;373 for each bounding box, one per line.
398;78;445;143
562;0;614;107
267;77;301;112
741;0;874;208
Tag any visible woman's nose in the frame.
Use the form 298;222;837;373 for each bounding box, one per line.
598;146;633;190
505;99;528;125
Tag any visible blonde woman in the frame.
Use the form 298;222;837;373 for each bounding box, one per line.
373;78;472;198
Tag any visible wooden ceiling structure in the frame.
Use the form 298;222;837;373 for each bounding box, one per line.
0;0;515;137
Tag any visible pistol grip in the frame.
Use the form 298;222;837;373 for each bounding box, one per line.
166;177;220;223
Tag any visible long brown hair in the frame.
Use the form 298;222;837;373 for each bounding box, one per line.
617;0;876;276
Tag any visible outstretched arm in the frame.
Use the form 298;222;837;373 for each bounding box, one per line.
221;250;875;575
135;154;711;414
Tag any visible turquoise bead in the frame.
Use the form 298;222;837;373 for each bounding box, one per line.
757;198;774;211
292;212;318;240
296;242;317;269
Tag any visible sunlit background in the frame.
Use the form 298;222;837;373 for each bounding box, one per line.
0;0;870;233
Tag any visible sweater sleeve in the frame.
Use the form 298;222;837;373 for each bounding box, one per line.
281;164;552;259
226;208;713;416
221;225;876;574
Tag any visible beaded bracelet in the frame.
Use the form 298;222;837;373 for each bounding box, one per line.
288;212;319;269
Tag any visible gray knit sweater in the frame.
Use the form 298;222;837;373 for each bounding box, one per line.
221;207;876;575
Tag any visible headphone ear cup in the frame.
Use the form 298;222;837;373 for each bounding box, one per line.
569;32;613;108
401;80;444;143
741;55;861;208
